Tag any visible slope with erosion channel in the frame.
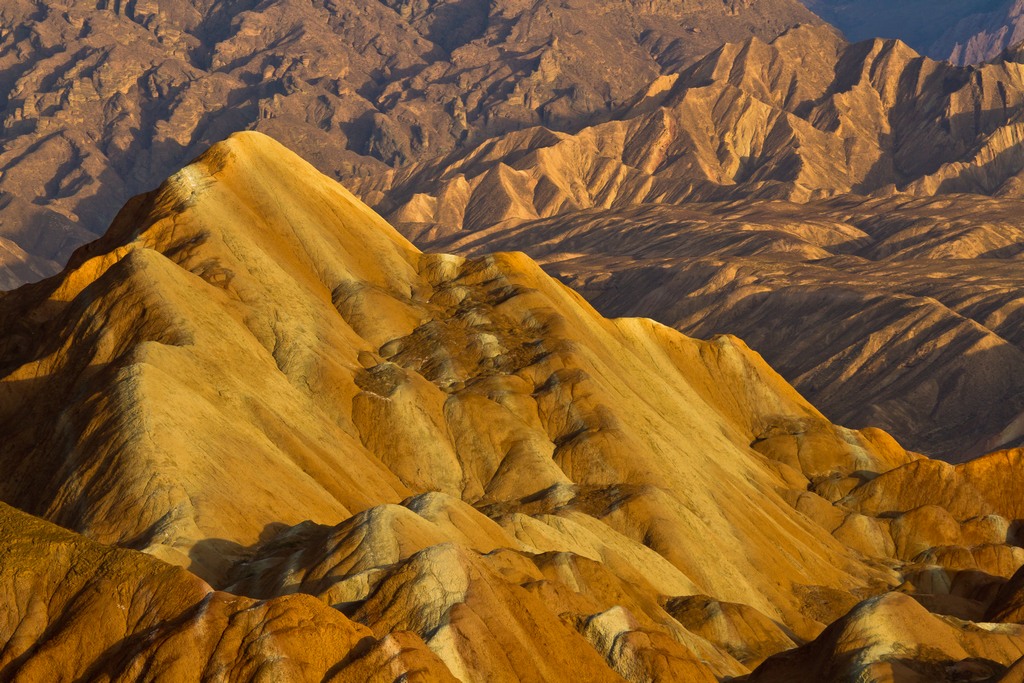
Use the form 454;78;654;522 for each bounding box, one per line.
0;132;1023;680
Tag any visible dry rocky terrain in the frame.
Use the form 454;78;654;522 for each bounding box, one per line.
0;0;820;285
424;196;1024;460
0;132;1024;681
350;24;1024;459
358;22;1024;232
1;0;1024;675
2;3;1022;463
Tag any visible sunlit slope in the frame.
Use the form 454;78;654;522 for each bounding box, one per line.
1;132;1022;681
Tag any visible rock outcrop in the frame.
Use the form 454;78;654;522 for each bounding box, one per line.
748;592;1024;682
0;501;455;681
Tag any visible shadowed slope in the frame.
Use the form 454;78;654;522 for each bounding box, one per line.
0;501;455;682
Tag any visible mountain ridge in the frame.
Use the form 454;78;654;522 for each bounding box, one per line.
0;0;821;288
341;24;1024;459
11;3;1024;289
2;131;1024;680
354;23;1024;237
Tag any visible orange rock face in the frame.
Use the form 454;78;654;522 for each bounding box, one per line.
0;501;455;682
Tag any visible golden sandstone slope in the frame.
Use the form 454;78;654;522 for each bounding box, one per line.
2;132;1024;681
349;24;1024;459
425;197;1024;460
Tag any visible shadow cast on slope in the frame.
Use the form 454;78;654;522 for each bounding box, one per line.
187;522;293;588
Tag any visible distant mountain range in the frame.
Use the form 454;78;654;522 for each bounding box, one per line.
805;0;1024;63
0;0;819;285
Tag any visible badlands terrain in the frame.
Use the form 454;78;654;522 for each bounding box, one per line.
2;130;1024;681
355;23;1024;458
8;0;1024;280
2;4;1024;458
0;0;1023;679
0;0;820;272
416;196;1024;460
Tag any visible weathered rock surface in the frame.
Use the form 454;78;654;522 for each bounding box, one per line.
357;23;1024;240
0;500;455;682
748;592;1024;683
2;0;1022;481
8;5;1024;290
1;132;1023;680
413;195;1024;459
343;26;1024;462
0;0;820;285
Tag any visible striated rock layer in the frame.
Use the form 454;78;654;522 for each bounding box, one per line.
347;23;1024;459
425;196;1024;460
0;0;819;285
1;132;1024;680
357;23;1024;238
